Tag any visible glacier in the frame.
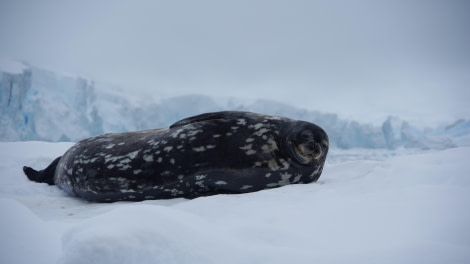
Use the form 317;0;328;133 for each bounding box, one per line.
1;60;469;149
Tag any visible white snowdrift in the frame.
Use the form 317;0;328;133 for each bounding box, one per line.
1;142;469;264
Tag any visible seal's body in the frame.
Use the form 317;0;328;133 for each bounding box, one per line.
23;111;329;202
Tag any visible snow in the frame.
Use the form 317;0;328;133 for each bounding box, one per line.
1;141;470;264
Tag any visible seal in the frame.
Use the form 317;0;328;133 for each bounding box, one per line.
23;111;329;202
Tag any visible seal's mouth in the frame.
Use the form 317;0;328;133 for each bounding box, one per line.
294;141;323;164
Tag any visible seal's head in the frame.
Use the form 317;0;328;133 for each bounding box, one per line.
284;121;329;166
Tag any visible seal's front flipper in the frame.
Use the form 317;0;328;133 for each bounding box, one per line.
23;156;61;185
170;111;254;128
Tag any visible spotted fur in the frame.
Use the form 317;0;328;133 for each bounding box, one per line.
23;111;329;202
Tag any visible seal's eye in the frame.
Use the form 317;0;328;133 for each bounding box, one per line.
301;131;313;140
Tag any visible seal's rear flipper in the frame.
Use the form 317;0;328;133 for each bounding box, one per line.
23;156;61;185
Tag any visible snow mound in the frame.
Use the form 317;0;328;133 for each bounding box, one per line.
0;199;63;264
59;205;218;264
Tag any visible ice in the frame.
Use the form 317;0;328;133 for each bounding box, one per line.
0;62;101;141
1;142;470;263
1;60;469;149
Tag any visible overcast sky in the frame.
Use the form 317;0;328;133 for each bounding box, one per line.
1;0;469;125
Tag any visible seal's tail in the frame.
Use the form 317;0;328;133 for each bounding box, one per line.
23;156;61;185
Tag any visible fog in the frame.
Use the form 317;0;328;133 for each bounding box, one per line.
1;0;469;125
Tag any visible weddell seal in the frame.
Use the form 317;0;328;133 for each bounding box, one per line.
23;111;329;202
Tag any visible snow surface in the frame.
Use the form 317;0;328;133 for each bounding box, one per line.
1;141;470;264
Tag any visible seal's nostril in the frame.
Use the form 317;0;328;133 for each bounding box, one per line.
315;143;322;153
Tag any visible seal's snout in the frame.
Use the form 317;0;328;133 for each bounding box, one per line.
299;141;323;160
304;141;320;153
